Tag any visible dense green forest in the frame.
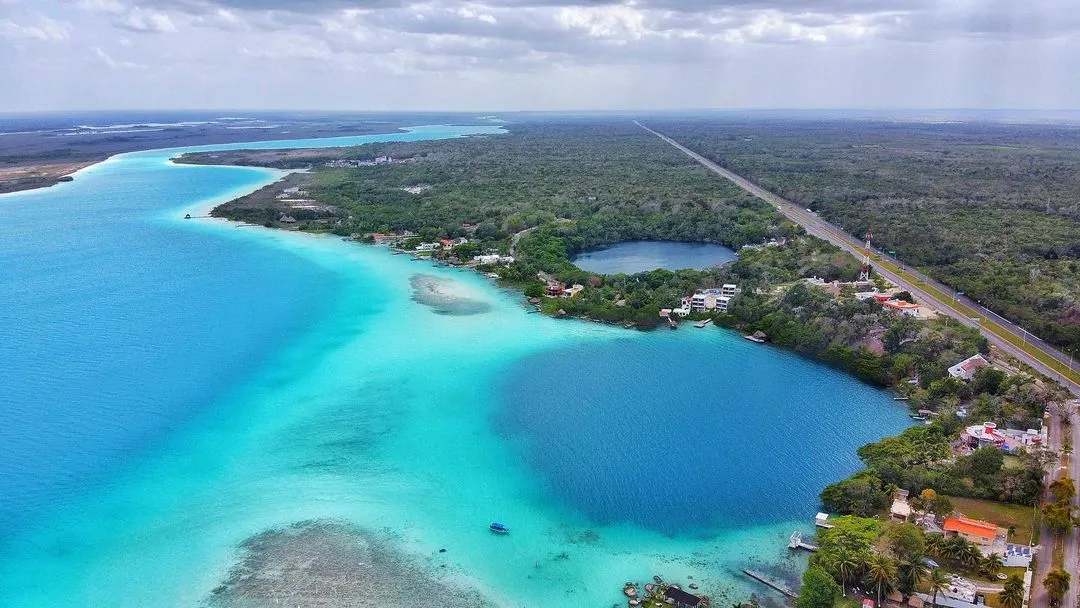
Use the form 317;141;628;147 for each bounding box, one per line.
650;119;1080;351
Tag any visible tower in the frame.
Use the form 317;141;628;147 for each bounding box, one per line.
858;232;873;282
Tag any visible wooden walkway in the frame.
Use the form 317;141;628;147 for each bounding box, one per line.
742;569;798;599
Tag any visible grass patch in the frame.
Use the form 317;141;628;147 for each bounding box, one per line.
1053;538;1064;569
947;495;1037;544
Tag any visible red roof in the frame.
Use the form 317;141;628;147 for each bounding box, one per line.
863;600;876;608
943;517;998;540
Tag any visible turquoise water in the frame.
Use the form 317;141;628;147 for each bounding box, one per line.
572;240;738;274
0;125;909;606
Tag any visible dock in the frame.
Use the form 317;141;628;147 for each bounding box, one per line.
788;531;818;552
742;569;798;599
694;319;713;328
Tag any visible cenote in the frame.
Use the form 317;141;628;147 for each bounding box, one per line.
571;240;737;274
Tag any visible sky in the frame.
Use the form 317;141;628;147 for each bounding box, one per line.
0;0;1077;112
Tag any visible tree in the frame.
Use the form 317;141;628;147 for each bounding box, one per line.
887;523;926;561
978;552;1004;578
967;447;1005;477
797;567;841;608
896;558;929;595
864;553;898;608
1044;569;1070;606
928;568;951;607
1043;502;1075;537
1049;477;1076;504
820;473;890;517
999;575;1026;608
925;533;946;558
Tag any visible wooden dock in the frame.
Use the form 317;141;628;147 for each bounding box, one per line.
694;319;713;328
742;569;798;599
788;531;818;552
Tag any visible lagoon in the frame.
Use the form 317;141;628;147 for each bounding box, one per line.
572;240;738;274
0;126;908;607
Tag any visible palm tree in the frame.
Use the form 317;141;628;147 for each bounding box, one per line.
864;553;898;608
927;568;951;607
979;552;1004;578
925;533;946;558
999;575;1026;608
957;540;981;567
830;548;862;597
1044;569;1071;606
897;557;929;595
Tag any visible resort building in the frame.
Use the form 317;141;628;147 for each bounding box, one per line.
960;422;1044;453
562;284;585;298
687;285;739;313
473;254;514;265
943;517;1003;547
415;242;439;251
948;354;989;381
545;281;565;297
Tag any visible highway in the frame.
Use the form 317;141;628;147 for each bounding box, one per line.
638;121;1080;396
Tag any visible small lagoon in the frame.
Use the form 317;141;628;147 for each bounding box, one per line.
572;240;737;274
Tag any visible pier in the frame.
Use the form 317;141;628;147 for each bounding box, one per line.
788;531;818;552
694;319;712;328
742;569;798;599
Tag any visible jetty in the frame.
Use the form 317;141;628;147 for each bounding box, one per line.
742;569;798;599
743;330;767;343
694;319;712;328
788;531;818;552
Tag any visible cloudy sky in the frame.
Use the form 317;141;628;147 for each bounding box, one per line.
1;0;1077;111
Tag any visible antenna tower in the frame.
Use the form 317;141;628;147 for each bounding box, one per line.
858;232;873;282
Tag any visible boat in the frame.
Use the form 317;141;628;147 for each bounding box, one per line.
489;522;510;534
909;414;926;421
183;213;191;219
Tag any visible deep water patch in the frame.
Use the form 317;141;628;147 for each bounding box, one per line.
495;331;910;534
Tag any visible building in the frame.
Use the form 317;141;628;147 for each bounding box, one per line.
961;422;1043;452
562;284;584;298
883;300;925;317
716;295;732;313
688;285;739;312
721;284;739;298
545;281;565;297
664;586;703;608
473;254;514;265
943;517;1003;547
948;354;989;381
415;242;439;252
890;489;912;523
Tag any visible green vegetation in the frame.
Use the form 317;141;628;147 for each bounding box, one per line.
797;567;841;608
652;118;1080;352
1045;569;1071;607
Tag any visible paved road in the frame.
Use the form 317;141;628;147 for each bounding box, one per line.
1065;415;1079;608
638;121;1080;396
1030;413;1060;608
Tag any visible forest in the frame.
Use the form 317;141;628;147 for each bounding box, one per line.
649;118;1080;351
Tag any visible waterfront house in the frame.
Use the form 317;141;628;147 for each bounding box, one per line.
440;239;454;249
943;517;1003;547
415;242;439;252
947;354;989;381
562;284;584;298
664;586;703;608
721;284;739;298
545;281;565;297
960;422;1043;452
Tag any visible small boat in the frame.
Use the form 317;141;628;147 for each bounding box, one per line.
909;415;926;421
489;522;510;534
184;213;191;219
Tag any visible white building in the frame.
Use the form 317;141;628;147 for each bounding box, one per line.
948;354;989;381
721;284;739;298
474;254;514;265
415;242;439;251
689;285;739;312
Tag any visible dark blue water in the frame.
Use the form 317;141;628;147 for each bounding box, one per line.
497;330;910;534
572;240;737;274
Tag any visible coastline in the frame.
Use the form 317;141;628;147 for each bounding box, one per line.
0;129;918;607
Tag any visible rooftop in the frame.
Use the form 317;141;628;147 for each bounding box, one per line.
943;516;999;540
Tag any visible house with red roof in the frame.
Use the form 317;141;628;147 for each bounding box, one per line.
947;354;989;381
943;516;1003;546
